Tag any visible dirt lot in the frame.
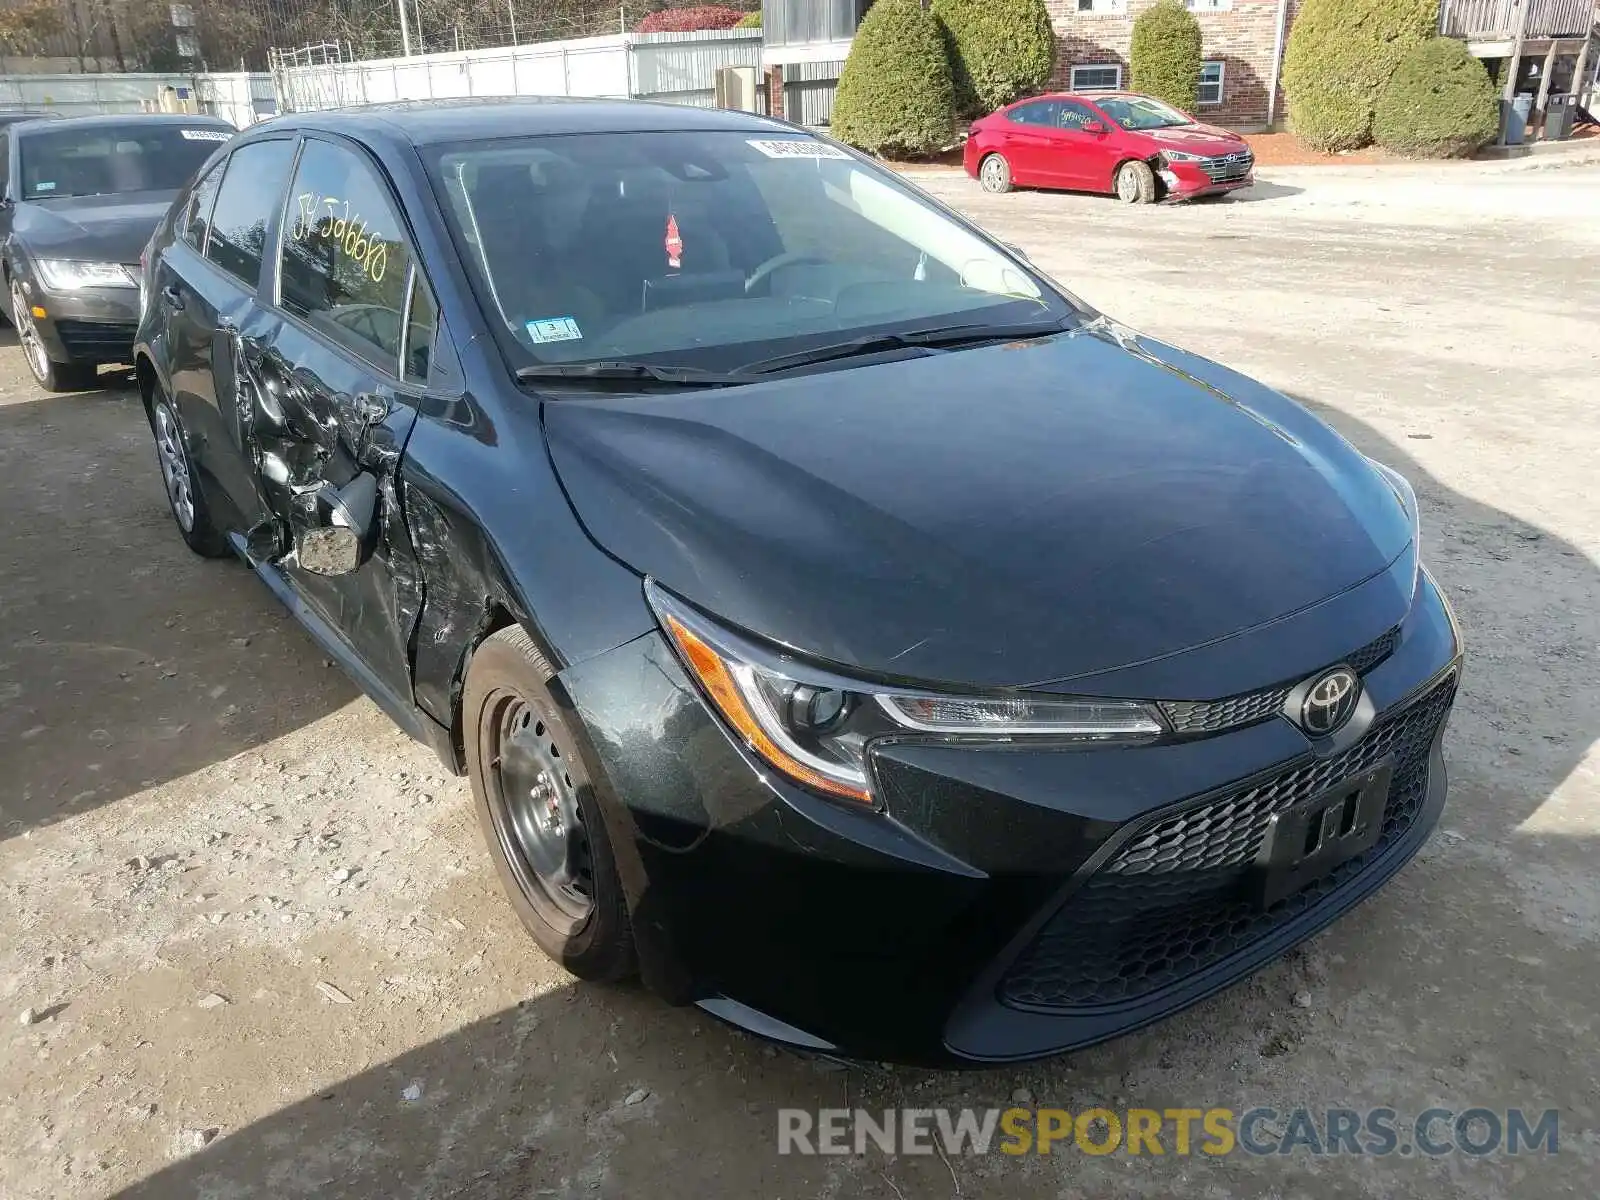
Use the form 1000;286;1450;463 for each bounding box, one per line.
3;158;1599;1199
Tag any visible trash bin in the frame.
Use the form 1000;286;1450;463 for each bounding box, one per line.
1545;93;1575;141
1502;93;1534;145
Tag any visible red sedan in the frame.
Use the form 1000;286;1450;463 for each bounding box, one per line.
962;91;1254;204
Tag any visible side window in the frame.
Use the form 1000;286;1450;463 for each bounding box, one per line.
179;159;225;252
403;274;437;385
206;139;295;287
279;138;416;373
1009;102;1059;127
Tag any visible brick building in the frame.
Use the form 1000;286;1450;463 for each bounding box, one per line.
1043;0;1298;130
760;0;1302;130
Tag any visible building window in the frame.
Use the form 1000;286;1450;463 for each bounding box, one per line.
1070;63;1123;92
1186;0;1233;10
1197;60;1225;105
1075;0;1126;13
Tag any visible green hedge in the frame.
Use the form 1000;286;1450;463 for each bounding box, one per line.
734;9;761;27
1282;0;1439;151
1374;37;1498;157
931;0;1055;118
1130;0;1202;113
832;0;956;157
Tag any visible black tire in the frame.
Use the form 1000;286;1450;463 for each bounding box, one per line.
10;278;99;392
978;153;1014;194
464;626;636;982
1115;160;1158;205
149;390;231;558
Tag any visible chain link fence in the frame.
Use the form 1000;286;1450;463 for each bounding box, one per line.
0;0;751;72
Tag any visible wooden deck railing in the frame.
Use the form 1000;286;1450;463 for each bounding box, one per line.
1438;0;1597;37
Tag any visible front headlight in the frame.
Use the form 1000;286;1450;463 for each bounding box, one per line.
648;581;1165;806
34;259;138;290
1160;149;1205;164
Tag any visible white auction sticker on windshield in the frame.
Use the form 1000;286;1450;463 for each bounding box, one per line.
526;316;583;344
746;139;851;160
180;129;230;141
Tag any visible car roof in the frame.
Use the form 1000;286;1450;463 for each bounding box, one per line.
253;97;797;148
10;111;234;137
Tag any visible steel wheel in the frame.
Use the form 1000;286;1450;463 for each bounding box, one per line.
979;153;1012;194
153;400;196;533
11;280;50;383
484;691;595;927
1116;167;1140;202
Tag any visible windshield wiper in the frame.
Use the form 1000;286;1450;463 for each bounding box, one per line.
735;321;1067;377
515;361;748;389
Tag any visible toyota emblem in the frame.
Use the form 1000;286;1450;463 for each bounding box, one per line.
1300;668;1360;736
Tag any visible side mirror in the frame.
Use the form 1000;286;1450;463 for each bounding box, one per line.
1083;120;1108;135
298;473;379;576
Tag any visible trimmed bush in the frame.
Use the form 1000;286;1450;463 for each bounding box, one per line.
832;0;956;157
1129;0;1203;113
1374;37;1498;157
931;0;1055;118
636;5;747;32
1282;0;1438;152
734;9;761;27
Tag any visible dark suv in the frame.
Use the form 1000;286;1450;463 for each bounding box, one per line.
1;113;233;390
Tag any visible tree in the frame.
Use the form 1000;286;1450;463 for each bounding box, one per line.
930;0;1054;118
0;0;64;56
1129;0;1202;112
1374;36;1498;157
1281;0;1439;152
635;5;748;32
831;0;956;157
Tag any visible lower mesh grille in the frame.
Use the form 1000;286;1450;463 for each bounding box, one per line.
53;320;137;362
999;673;1456;1012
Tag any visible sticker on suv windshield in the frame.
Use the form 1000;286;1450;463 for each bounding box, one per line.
526;316;583;344
746;139;851;160
180;129;230;141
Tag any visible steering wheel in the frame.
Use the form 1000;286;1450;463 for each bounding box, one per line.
744;250;829;295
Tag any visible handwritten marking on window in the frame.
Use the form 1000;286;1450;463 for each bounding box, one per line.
292;191;390;284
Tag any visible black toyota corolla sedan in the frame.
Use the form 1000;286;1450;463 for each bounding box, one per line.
2;112;233;390
134;99;1461;1066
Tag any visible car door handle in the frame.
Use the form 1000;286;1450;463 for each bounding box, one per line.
159;284;185;311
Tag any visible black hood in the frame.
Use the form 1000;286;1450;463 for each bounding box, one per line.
544;326;1414;691
13;192;176;264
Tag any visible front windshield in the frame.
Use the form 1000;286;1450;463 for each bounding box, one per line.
1096;96;1192;131
427;130;1072;371
19;124;229;200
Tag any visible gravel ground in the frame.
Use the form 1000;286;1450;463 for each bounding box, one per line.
2;158;1598;1199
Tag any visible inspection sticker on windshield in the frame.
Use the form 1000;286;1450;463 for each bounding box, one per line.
746;139;851;160
180;129;230;141
526;316;583;344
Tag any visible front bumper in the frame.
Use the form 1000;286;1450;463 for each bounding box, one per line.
19;276;141;365
559;571;1461;1066
1159;159;1255;201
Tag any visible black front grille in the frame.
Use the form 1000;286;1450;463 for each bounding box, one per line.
53;320;137;362
1159;627;1400;736
1200;151;1254;183
999;672;1456;1012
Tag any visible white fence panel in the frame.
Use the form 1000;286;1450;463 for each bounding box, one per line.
0;71;274;125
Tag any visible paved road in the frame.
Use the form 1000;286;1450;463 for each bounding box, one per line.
2;163;1598;1199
